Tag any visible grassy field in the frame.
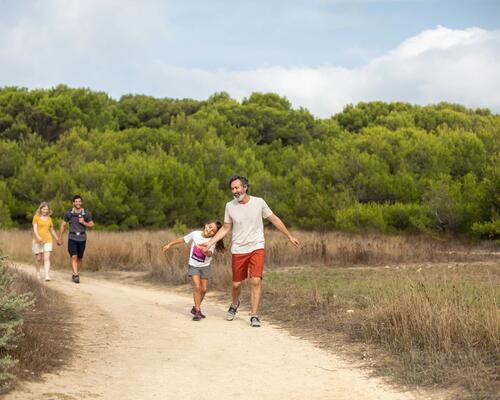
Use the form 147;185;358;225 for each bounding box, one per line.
1;229;498;399
260;263;499;400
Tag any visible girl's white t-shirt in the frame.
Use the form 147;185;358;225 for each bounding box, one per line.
183;230;216;268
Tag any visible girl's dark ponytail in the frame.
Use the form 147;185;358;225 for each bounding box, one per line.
214;221;225;252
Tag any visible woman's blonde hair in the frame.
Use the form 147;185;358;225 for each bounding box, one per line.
35;202;52;216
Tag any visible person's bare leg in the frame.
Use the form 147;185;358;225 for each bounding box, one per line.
232;281;242;305
43;251;51;280
200;279;209;304
76;258;83;274
34;253;42;278
70;255;78;275
250;277;262;315
192;275;202;310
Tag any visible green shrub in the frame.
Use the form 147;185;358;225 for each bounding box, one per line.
471;219;500;240
173;219;188;235
0;258;33;393
336;203;387;232
382;203;431;231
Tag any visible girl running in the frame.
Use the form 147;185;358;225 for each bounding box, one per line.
32;202;60;281
162;221;225;321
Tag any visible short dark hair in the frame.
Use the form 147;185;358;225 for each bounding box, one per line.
72;195;82;202
228;175;250;192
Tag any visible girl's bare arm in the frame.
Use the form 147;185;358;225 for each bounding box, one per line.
50;227;60;242
33;224;43;242
162;237;185;252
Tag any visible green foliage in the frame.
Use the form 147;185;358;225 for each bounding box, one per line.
0;182;14;229
173;219;188;235
336;203;388;232
0;260;33;392
0;85;117;141
381;203;432;232
471;218;500;240
0;86;498;236
116;95;203;129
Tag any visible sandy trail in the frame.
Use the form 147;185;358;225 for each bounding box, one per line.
7;263;433;400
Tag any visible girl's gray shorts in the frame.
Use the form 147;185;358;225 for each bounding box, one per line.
188;265;211;280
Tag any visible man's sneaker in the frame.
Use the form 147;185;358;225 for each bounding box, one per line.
72;274;80;284
190;306;206;318
226;300;240;321
192;310;203;321
250;316;261;327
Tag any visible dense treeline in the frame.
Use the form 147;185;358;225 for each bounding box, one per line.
0;85;498;237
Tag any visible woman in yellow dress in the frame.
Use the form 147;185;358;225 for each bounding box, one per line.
32;202;60;281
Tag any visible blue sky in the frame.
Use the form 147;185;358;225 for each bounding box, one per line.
1;0;499;116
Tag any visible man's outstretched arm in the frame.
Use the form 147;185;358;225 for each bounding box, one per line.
267;214;300;248
201;222;232;250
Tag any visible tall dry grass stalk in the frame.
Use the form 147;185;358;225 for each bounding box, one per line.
356;271;499;393
262;264;500;400
0;229;496;289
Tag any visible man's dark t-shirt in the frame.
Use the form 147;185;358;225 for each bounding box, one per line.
63;209;92;242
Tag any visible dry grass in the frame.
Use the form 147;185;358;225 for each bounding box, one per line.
7;262;74;382
0;229;495;290
260;263;500;400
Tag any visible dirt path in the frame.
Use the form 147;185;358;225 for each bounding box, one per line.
7;264;436;400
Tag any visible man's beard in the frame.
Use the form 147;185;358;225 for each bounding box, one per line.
234;192;246;202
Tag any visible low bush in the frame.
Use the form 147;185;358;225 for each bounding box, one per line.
0;257;32;393
336;203;388;232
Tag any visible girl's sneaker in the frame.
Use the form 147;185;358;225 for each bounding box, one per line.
192;310;203;321
250;315;261;327
190;306;206;318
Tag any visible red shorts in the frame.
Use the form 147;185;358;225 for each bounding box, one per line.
231;249;265;282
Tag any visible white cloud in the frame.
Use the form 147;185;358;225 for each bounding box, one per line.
0;2;499;119
145;26;500;116
394;25;487;57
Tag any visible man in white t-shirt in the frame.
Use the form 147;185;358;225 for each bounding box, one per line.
202;175;299;327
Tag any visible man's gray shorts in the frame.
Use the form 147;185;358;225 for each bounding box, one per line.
188;265;211;280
